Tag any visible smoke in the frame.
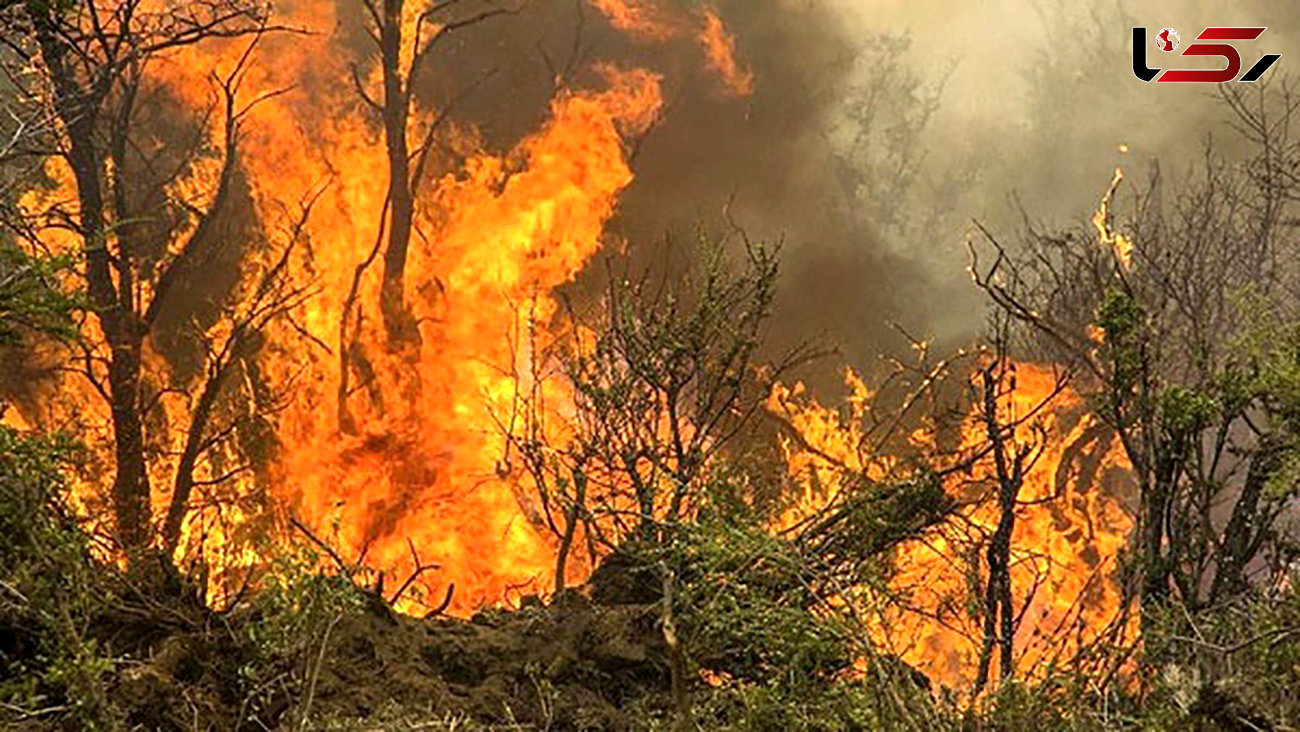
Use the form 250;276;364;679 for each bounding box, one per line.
769;0;1300;377
309;0;949;391
423;0;1300;392
279;0;1300;396
12;0;1295;405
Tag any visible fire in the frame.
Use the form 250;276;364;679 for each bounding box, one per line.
15;0;668;610
697;8;753;97
271;64;663;613
770;363;1137;691
588;0;754;97
766;369;902;529
11;0;1138;692
1094;167;1134;270
172;5;665;611
587;0;678;41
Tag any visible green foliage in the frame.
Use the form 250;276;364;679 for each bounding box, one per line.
1095;288;1140;340
1159;386;1216;437
0;242;79;344
610;482;947;729
234;543;368;725
3;0;79;17
1237;312;1300;430
0;426;113;727
1141;583;1300;730
668;517;849;685
1095;288;1144;393
691;677;904;731
243;545;365;658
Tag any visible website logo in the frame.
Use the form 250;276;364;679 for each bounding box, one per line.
1132;27;1280;83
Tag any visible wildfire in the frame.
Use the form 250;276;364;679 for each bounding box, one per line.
13;0;1141;694
17;0;668;610
588;0;754;97
698;8;753;97
272;64;663;613
182;4;665;611
770;363;1137;691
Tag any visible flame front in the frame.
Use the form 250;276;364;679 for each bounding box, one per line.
14;0;1141;692
18;0;666;611
272;64;664;613
770;364;1137;691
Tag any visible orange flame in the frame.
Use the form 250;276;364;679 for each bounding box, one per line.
19;0;667;610
770;363;1137;691
587;1;754;97
587;0;678;41
1093;167;1134;270
271;65;663;613
697;8;753;97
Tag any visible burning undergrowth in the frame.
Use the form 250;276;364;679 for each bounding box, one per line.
3;0;1300;728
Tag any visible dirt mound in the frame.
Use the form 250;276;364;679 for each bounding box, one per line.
69;567;674;731
304;589;672;728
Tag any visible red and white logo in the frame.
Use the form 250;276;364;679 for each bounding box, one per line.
1156;27;1180;52
1133;26;1280;83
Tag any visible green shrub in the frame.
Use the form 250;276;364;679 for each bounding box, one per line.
0;426;114;727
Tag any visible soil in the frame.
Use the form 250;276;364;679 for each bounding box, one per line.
85;567;676;730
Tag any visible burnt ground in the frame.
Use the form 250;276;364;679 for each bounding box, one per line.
79;573;678;730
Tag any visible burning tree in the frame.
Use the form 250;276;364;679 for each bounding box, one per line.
353;0;510;348
970;84;1300;619
0;0;310;564
334;0;514;439
767;335;1134;694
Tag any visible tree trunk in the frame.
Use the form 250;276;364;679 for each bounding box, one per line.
1211;435;1286;602
379;0;417;346
32;12;152;554
1141;445;1183;612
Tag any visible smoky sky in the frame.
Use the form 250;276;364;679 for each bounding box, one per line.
341;0;1300;391
382;0;939;390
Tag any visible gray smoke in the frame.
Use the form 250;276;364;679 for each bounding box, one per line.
349;0;1300;391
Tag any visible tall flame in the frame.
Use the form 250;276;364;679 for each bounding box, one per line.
13;1;1141;692
1093;167;1134;271
19;0;667;610
272;64;664;613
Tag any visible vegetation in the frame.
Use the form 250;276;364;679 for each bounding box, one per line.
0;0;1298;729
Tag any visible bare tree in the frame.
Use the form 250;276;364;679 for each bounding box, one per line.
334;0;512;436
498;238;816;588
161;190;320;556
350;0;511;346
967;324;1055;696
